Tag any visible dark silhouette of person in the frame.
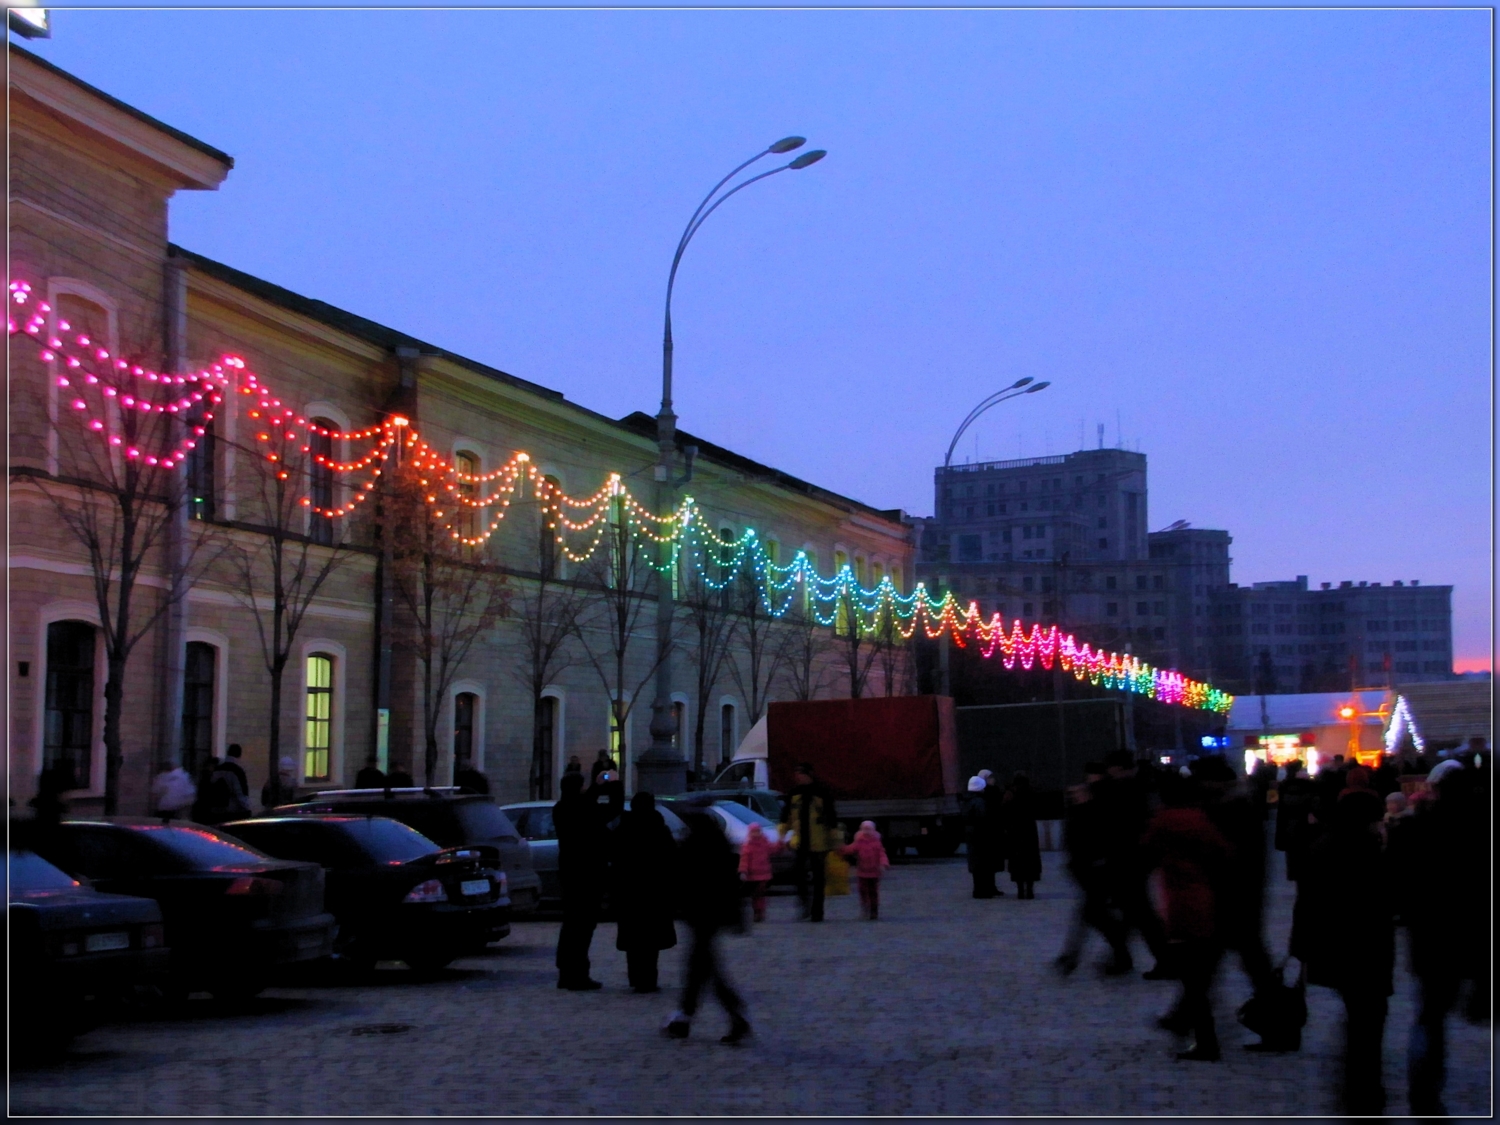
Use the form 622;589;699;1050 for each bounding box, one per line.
454;766;490;794
1274;759;1318;882
590;750;616;787
553;771;614;990
962;776;999;898
1141;771;1231;1062
1056;763;1131;976
664;796;749;1043
612;791;678;993
354;763;386;788
1290;786;1394;1114
781;763;838;922
190;754;221;823
386;769;415;788
1004;772;1042;899
219;742;249;800
563;755;584;778
1097;750;1166;976
1389;757;1487;1115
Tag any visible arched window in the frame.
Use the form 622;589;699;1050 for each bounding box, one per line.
719;702;737;770
180;641;216;778
455;450;480;542
834;550;850;635
304;652;335;781
308;419;336;546
453;691;477;771
538;474;561;579
44;620;96;790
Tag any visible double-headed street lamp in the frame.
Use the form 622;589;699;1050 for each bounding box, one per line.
637;137;827;794
934;378;1051;695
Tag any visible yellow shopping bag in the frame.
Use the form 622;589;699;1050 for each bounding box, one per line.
824;849;850;897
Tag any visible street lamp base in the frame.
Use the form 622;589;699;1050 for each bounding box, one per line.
634;754;688;798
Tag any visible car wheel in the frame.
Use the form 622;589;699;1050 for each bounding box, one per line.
403;952;454;976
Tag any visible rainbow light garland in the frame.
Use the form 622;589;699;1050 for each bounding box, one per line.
10;279;1232;713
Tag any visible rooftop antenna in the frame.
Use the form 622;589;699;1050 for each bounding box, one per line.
1097;423;1104;450
1115;409;1122;449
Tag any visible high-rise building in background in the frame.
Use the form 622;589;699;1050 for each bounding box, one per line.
913;447;1230;680
913;446;1457;693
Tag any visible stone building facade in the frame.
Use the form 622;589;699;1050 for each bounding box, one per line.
7;45;912;813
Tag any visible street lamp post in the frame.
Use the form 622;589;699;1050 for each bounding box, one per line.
934;379;1051;695
636;138;827;795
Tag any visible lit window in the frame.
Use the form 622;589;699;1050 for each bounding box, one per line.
455;450;480;541
309;419;336;546
304;653;333;781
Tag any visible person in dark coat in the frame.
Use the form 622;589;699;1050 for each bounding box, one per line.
1290;786;1395;1114
1097;750;1165;976
454;766;490;794
354;763;386;788
219;743;249;800
664;796;750;1044
553;771;610;990
962;777;1000;899
1003;773;1042;899
780;763;839;922
1389;758;1487;1116
1141;773;1232;1062
613;791;678;994
590;750;616;787
1056;764;1131;976
386;769;415;787
1274;760;1318;883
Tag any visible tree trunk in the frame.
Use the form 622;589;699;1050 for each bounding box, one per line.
423;653;437;787
101;659;126;815
267;661;285;809
693;697;709;781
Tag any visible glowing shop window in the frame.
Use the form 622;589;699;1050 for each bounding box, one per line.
304;654;334;781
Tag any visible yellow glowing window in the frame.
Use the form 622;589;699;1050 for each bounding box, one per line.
304;654;333;781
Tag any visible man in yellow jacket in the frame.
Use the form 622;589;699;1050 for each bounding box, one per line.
781;762;840;922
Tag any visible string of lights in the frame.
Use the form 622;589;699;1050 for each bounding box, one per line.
10;278;1232;712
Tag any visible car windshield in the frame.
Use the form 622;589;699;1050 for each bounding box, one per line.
714;801;777;828
339;818;439;863
132;825;269;869
9;849;80;893
710;762;756;790
454;802;519;842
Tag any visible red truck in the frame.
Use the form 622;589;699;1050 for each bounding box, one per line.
710;696;964;856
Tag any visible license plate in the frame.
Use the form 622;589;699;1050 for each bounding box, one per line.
460;879;490;897
85;931;130;952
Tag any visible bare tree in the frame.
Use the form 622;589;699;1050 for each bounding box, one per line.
388;456;508;787
572;490;672;772
679;530;738;782
511;486;587;799
224;410;357;806
729;558;788;726
779;596;833;703
833;580;881;699
872;603;914;698
32;320;220;812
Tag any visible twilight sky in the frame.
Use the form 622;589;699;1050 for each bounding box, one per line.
19;10;1492;668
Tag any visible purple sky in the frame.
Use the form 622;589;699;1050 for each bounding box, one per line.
20;10;1491;669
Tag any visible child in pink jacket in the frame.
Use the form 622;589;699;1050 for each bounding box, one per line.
738;822;780;922
842;820;891;920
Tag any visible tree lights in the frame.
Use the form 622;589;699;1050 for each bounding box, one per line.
11;277;1233;712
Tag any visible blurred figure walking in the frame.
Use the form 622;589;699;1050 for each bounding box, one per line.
1291;785;1395;1113
665;796;750;1044
1056;764;1131;975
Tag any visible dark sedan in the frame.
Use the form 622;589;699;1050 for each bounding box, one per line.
30;820;335;1000
223;815;509;972
9;848;170;1055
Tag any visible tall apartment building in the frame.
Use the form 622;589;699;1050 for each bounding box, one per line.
913;448;1231;679
1208;576;1454;694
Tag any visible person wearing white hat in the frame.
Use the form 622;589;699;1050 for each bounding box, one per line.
963;776;1001;898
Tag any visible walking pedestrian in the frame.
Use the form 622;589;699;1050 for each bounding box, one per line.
1056;764;1132;976
665;796;750;1044
1004;772;1042;899
151;764;196;822
841;820;890;919
553;771;609;990
1389;757;1486;1116
1098;750;1166;976
738;822;779;923
1141;771;1231;1062
1289;783;1394;1114
963;777;1000;898
613;791;678;993
780;762;838;922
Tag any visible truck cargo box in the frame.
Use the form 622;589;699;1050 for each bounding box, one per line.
956;698;1126;800
765;696;960;801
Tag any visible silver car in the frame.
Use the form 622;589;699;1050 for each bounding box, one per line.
501;800;689;907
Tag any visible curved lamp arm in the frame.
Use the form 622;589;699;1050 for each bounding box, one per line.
943;381;1050;467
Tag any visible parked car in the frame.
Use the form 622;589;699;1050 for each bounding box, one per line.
502;799;689;907
696;785;784;822
659;799;795;882
274;788;542;914
9;847;170;1055
222;815;509;972
29;820;335;1000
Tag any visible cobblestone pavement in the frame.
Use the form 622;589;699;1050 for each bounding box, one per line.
11;854;1492;1116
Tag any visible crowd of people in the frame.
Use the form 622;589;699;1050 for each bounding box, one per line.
961;768;1043;899
1055;740;1490;1115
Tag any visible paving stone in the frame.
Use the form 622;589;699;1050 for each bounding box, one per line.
10;855;1491;1115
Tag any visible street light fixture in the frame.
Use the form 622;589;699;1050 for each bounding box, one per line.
640;138;827;793
943;379;1051;468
